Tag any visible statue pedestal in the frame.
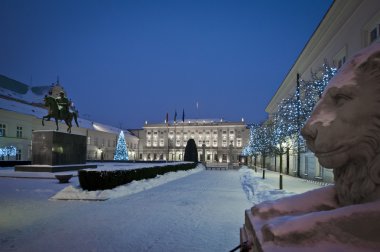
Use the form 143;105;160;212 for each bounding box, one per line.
240;194;380;252
15;131;96;172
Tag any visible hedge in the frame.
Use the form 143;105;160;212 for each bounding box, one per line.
78;162;197;191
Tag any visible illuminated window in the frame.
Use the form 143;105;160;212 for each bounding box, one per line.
222;140;227;147
213;140;218;147
237;138;242;147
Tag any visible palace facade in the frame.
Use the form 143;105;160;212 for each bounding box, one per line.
130;119;249;164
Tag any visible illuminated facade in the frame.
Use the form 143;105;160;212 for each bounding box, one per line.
130;119;249;164
0;99;139;161
264;0;380;182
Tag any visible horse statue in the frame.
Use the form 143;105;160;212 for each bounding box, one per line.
42;95;79;133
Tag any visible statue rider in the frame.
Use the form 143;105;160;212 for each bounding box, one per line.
56;91;70;118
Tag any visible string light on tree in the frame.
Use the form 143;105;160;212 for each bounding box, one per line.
114;131;129;160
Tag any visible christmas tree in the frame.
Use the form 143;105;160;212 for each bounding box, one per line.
114;131;129;160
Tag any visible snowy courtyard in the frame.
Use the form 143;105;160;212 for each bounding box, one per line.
0;163;324;252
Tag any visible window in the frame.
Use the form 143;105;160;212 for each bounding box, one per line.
237;138;242;147
214;154;218;161
198;140;203;146
176;139;181;147
139;153;143;160
333;46;347;69
206;140;210;147
16;126;23;138
147;140;151;147
222;140;227;147
370;25;379;43
16;149;21;160
87;136;91;145
159;139;164;147
207;154;211;161
154;153;157;160
0;124;6;137
213;140;218;147
153;140;158;147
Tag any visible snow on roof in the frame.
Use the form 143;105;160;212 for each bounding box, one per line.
0;97;135;137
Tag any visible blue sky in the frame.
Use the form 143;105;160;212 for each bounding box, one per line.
0;0;332;129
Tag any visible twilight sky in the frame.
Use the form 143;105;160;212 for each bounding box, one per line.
0;0;332;129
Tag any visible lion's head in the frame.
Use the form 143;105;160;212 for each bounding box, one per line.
301;42;380;206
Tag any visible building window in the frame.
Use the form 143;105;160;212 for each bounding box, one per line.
139;153;143;160
16;149;21;160
154;153;157;160
159;139;164;147
198;140;203;146
0;124;6;137
222;154;227;162
214;154;218;161
16;126;23;138
87;136;91;145
237;138;242;147
153;140;158;147
206;140;210;147
213;140;218;147
370;25;380;43
207;154;211;161
222;140;227;147
176;139;181;147
147;140;151;147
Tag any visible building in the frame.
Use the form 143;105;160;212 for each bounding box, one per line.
0;78;138;162
130;119;249;164
264;0;380;182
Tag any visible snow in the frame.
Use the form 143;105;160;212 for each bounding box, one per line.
0;97;135;137
0;164;328;252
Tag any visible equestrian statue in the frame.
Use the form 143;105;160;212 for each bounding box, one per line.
42;91;79;133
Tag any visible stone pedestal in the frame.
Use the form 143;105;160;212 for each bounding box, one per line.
15;131;96;172
32;130;86;165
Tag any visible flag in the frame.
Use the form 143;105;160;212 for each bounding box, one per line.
166;113;168;124
174;110;177;122
182;109;185;122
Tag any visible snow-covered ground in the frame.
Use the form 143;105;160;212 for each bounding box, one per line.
0;163;325;252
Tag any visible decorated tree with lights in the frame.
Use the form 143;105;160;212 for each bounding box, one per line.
243;122;274;168
114;131;129;160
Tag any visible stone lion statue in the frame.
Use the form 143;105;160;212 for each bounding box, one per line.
302;42;380;206
241;42;380;251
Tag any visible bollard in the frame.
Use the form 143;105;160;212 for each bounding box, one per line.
262;169;265;179
279;174;283;190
